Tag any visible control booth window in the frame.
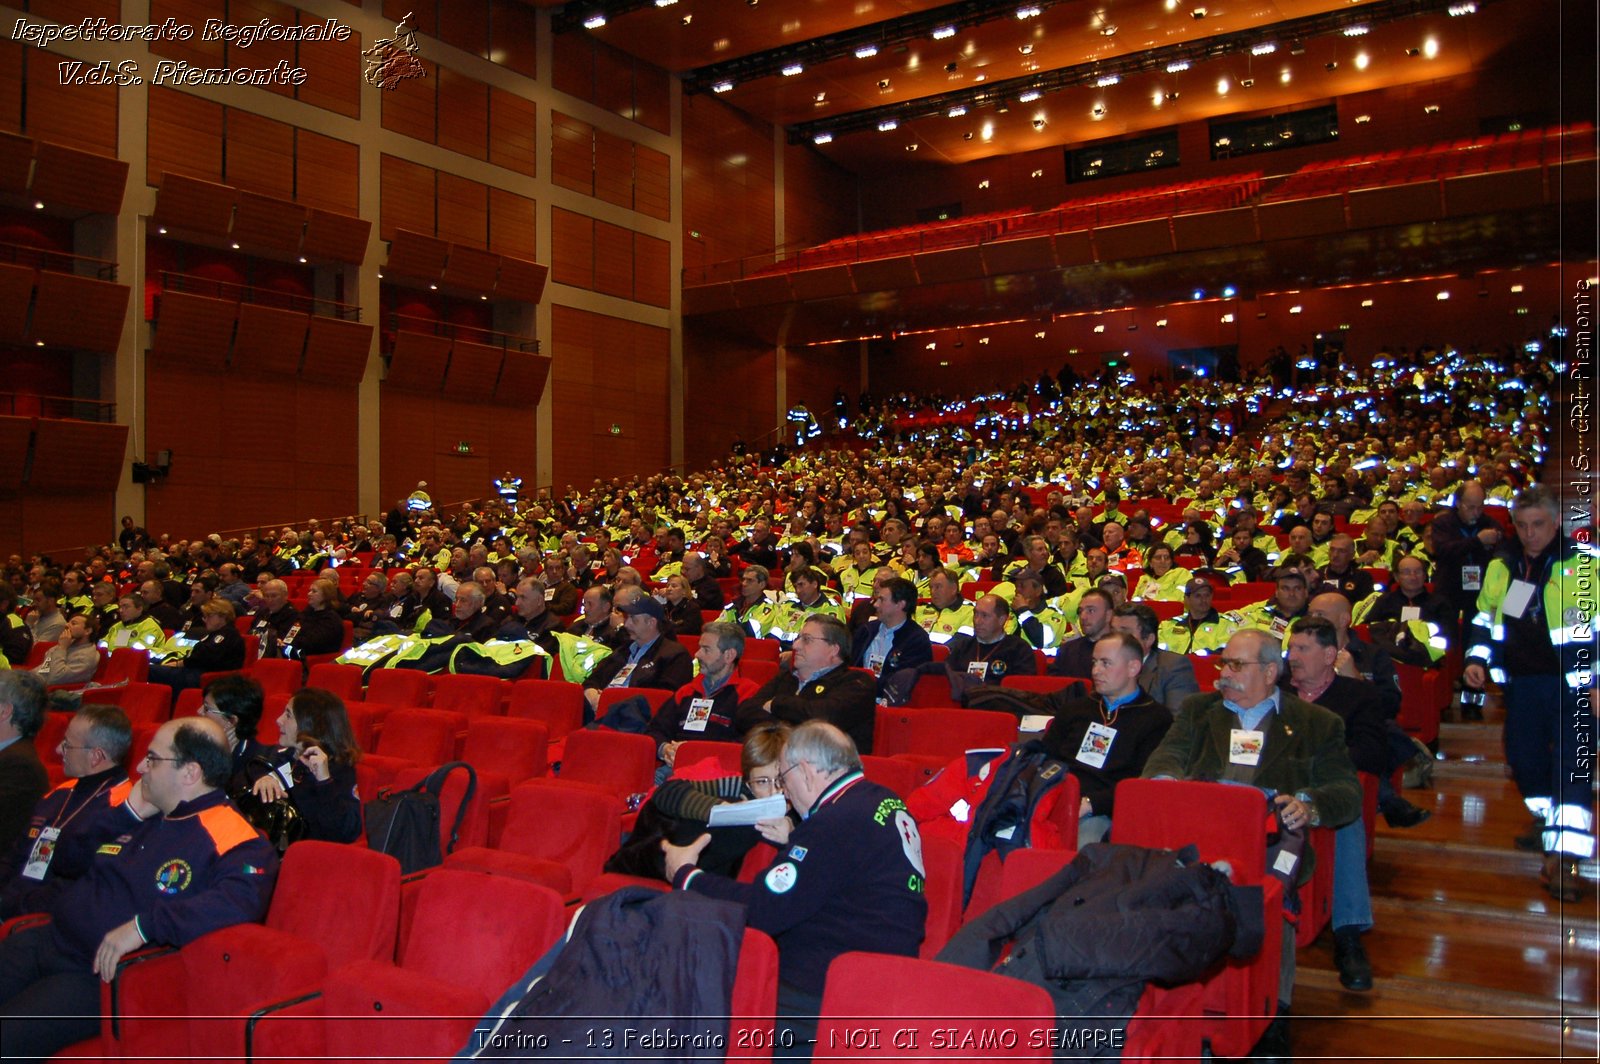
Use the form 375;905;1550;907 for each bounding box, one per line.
1210;103;1338;160
1065;130;1180;183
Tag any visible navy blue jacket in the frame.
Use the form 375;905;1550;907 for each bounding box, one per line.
0;767;131;919
851;619;933;698
677;772;926;995
50;788;278;965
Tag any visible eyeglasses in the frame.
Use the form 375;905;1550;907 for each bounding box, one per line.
1217;658;1269;673
793;634;824;645
775;762;803;786
57;741;95;752
141;751;187;766
747;775;778;790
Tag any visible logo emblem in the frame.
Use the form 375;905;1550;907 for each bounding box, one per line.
363;12;427;90
764;861;798;894
154;859;193;895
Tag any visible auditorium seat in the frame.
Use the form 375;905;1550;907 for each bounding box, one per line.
431;673;508;718
86;682;172;725
305;662;364;702
447;778;621;899
558;728;657;804
507;678;585;740
365;668;432;707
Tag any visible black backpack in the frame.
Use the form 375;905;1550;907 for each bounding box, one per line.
364;761;477;874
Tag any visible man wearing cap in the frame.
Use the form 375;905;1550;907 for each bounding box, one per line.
582;589;694;721
1159;579;1238;656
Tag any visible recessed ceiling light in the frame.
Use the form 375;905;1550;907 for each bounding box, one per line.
812;132;833;144
1354;113;1371;123
1221;313;1235;323
947;104;968;117
157;226;167;234
712;80;734;92
1191;7;1206;18
1423;104;1439;114
298;256;308;263
780;62;803;76
581;13;606;29
33;201;44;210
877;118;898;131
932;25;956;39
429;283;438;290
1511;284;1524;293
1436;290;1450;300
1280;69;1292;83
1361;298;1374;307
1018;89;1041;102
1423;37;1439;57
1289;305;1303;314
905;143;918;151
1166;60;1190;73
1093;324;1105;333
231;242;241;249
1216;77;1230;94
854;44;878;58
1156;318;1168;327
978;179;990;188
1018;43;1034;55
1354;51;1369;69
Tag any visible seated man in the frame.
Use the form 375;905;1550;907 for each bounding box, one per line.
1050;588;1114;680
0;673;50;856
422;582;499;644
1230;567;1311;640
1157;578;1237;656
1142;628;1361;1059
582;592;694;723
100;595;165;652
645;622;760;783
247;579;298;659
889;593;1036;706
913;568;974;645
851;577;933;705
1357;554;1453;669
32;616;101;687
682;553;724;612
0;716;279;1063
567;584;628;651
1007;569;1070;656
0;704;133;919
773;567;843;645
1110;603;1201;714
1318;534;1375;604
664;720;926;1052
1040;632;1173;847
737;616;878;754
1283;617;1390;992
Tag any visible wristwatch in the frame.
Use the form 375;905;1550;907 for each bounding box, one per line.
1293;790;1322;827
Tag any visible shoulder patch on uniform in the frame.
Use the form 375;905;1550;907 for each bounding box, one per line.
788;846;807;862
200;804;264;855
765;861;799;893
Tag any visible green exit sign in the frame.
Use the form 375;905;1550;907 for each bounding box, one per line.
457;441;472;453
609;424;622;436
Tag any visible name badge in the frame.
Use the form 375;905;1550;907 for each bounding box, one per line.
1230;728;1265;766
683;697;714;732
608;663;637;688
1269;616;1290;638
867;653;886;675
1502;579;1536;620
1400;606;1421;622
966;661;990;681
1075;721;1117;769
544;588;556;601
21;826;61;881
1461;565;1482;591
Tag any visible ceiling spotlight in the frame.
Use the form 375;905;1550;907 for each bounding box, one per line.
298;256;308;263
1436;291;1450;300
1325;61;1338;71
480;294;489;300
1343;25;1369;36
1423;104;1440;114
1165;90;1180;101
812;132;833;144
1034;331;1047;339
981;121;994;140
1152;89;1165;106
1216;76;1229;94
877;118;899;131
1166;60;1190;73
947;104;968;117
854;43;878;58
925;342;936;350
1093;324;1106;333
712;80;734;92
1032;117;1047;129
429;283;438;290
1018;89;1041;102
1511;283;1525;293
1156;318;1168;327
157;226;168;234
1031;167;1044;176
581;12;606;29
1096;74;1120;86
1016;4;1042;17
230;242;241;249
1361;298;1374;307
1191;7;1207;18
1280;69;1292;83
1090;104;1106;118
1240;77;1254;87
813;91;826;102
932;25;956;39
1423;37;1439;57
877;78;892;89
1354;51;1369;69
978;179;990;188
1406;47;1420;56
33;201;44;210
978;337;990;344
1221;313;1235;323
963;131;975;140
681;13;691;22
780;62;803;76
1289;305;1303;314
1251;42;1276;55
1354;113;1370;122
654;0;677;6
1019;43;1034;54
1100;24;1117;35
905;143;918;151
1447;1;1476;13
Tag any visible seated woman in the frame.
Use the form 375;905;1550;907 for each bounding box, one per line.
149;598;245;691
281;578;346;661
660;573;703;636
604;723;792;881
248;687;363;844
1131;544;1193;602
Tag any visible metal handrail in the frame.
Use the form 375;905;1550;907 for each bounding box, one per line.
0;393;117;421
0;240;117;281
387;312;540;354
157;271;362;321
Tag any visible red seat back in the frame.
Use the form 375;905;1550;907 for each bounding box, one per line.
366;669;432;707
393;762;492;855
399;869;566;995
431;674;508;719
375;708;461;766
859;754;919;797
88;683;172;726
507;678;585;740
727;928;779;1061
305;662;364;702
499;779;622;895
559;728;657;800
100;647;150;684
873;707;1018;760
463;717;549;785
247;658;305;696
674;739;742;776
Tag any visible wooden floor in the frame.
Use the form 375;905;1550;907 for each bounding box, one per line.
1292;697;1599;1062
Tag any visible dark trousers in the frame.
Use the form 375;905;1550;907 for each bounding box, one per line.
0;925;101;1064
1504;674;1592;809
775;981;823;1061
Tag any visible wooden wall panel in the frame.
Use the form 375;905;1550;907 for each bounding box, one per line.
634;145;671;221
437;67;489;161
148;88;223;185
591;221;632;300
386;330;451;391
0;265;32;343
437;0;490;57
684;322;774;473
148;0;227;66
489;0;538;78
550;112;593;196
32;274;129;353
151;291;236;369
436;172;488;249
487;187;536;260
549;305;668;492
551;35;593;102
633;232;670;308
31;420;127;491
593;131;633;210
295;19;362;118
0;43;21;134
488;88;537;178
442;340;502;398
681;95;775;272
592;45;634;123
27;0;120;23
6;492;118;559
302;317;373;385
380;154;435;242
380;58;438;143
0;416;32;490
225;110;295;200
379;390;535;508
550;208;593;289
632;62;671;135
227;0;299;100
294;130;359;216
232;304;307;376
27;52;117;158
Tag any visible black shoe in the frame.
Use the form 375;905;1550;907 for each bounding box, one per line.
1333;927;1374;991
1543;855;1583;903
1250;1005;1291;1063
1460;702;1484;722
1383;801;1433;829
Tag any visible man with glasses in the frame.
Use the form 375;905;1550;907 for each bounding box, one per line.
1;704;132;918
1142;628;1361;1061
0;716;277;1063
663;720;926;1059
738;616;877;753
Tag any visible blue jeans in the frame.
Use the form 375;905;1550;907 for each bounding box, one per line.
1331;817;1372;932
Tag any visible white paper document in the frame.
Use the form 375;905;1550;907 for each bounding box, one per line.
707;794;789;827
